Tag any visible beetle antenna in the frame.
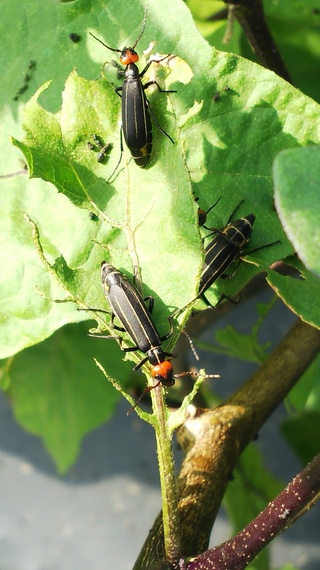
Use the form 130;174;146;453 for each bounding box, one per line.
174;371;220;379
127;369;220;415
89;32;122;54
181;328;199;361
127;381;160;416
133;5;148;49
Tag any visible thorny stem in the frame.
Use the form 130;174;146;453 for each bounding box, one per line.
187;453;320;569
223;0;292;82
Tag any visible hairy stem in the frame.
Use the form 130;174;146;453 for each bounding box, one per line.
151;383;181;568
132;320;320;567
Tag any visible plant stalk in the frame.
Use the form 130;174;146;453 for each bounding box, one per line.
224;0;292;82
132;319;320;566
151;383;181;567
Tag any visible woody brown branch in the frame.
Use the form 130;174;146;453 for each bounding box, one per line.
132;319;320;567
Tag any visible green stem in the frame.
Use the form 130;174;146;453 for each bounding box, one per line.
151;382;181;567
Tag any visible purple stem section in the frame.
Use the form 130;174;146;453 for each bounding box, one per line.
187;453;320;569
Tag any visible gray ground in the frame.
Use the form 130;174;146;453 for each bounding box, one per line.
1;290;319;570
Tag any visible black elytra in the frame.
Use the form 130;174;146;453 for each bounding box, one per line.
89;10;176;177
87;263;220;411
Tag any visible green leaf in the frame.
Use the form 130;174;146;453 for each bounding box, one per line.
9;0;320;361
281;352;320;465
225;444;284;529
7;321;134;473
197;297;277;363
273;146;320;278
0;179;100;359
214;324;270;363
14;4;319;322
5;0;320;366
281;410;320;465
13;75;118;210
266;1;320;102
286;354;320;411
3;0;320;469
266;256;320;329
187;0;320;104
